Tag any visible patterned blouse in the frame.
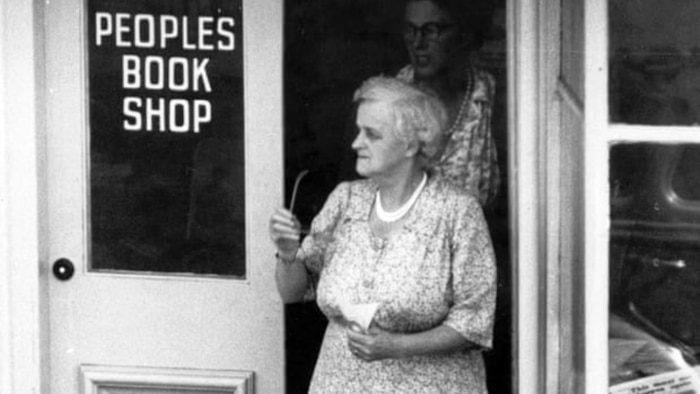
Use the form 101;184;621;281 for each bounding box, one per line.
397;65;501;210
298;176;497;393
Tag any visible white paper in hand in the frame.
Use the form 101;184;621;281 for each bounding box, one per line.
339;302;380;331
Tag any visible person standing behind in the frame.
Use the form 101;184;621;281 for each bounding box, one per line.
398;0;500;210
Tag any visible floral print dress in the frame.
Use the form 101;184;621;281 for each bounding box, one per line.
397;65;501;210
297;175;497;393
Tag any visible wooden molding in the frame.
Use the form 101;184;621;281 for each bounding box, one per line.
80;365;254;394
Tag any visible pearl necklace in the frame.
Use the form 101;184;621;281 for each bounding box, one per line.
375;173;428;222
446;67;474;136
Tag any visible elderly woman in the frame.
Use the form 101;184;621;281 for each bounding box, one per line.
399;0;500;210
270;76;496;393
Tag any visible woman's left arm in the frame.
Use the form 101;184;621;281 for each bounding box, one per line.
441;195;497;349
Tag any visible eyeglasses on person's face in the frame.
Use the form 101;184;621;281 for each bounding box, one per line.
403;22;456;42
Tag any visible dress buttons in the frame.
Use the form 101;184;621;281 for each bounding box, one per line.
370;237;386;251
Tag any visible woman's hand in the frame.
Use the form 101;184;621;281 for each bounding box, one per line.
269;207;301;259
271;207;308;303
346;324;403;362
346;323;473;362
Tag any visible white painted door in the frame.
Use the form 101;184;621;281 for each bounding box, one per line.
44;0;284;393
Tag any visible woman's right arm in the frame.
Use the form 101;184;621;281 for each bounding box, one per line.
269;182;350;303
275;256;308;303
269;207;307;303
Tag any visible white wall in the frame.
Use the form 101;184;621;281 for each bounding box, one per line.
0;0;44;393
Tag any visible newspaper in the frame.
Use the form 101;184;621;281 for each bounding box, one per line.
610;368;700;394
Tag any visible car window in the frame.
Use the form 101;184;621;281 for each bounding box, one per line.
672;145;700;201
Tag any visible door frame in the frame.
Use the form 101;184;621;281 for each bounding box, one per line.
509;0;590;392
584;1;609;392
509;0;563;392
508;0;542;391
0;0;46;393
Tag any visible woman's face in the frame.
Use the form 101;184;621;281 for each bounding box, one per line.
403;0;463;81
352;101;412;179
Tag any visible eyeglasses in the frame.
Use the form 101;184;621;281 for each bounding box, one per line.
289;169;309;215
289;169;311;235
403;22;456;42
289;169;333;241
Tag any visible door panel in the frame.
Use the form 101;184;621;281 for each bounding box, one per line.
45;0;283;392
80;365;252;394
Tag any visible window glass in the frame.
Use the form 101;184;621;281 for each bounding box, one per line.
609;1;700;126
87;0;245;277
672;146;700;201
609;143;700;390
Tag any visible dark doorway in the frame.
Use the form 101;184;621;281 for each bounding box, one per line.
283;1;510;392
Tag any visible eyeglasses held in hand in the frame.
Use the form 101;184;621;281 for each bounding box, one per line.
289;169;310;234
289;169;309;214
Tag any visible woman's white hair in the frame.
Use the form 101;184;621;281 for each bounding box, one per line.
353;76;448;166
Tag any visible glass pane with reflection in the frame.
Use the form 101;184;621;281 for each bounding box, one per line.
87;0;245;277
610;1;700;126
609;143;700;390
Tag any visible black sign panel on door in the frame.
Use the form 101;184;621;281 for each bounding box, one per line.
87;0;245;277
